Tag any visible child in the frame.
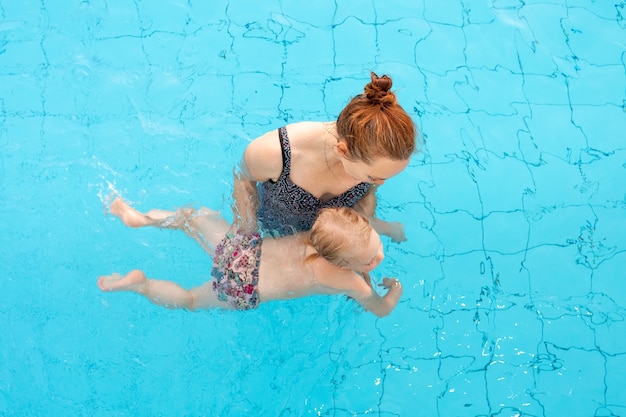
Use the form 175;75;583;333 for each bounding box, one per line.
98;198;403;317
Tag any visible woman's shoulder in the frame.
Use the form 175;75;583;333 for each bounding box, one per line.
244;130;284;180
244;123;325;177
284;121;331;151
285;121;329;137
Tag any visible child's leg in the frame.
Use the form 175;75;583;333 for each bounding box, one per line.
109;198;178;228
97;270;232;310
185;208;230;250
109;197;230;254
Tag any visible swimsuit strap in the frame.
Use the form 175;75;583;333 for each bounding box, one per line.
277;126;291;176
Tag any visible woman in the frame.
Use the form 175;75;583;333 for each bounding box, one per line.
233;72;417;240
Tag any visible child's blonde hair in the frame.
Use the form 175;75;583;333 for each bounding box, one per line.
305;207;372;266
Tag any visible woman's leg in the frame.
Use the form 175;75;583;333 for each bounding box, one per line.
97;270;231;310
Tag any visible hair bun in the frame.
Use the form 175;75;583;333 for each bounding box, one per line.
364;72;396;107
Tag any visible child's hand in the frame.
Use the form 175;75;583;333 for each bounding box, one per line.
378;277;402;293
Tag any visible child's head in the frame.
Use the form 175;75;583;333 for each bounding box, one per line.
336;72;417;164
306;207;384;272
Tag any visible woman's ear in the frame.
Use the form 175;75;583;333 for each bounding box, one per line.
336;141;351;159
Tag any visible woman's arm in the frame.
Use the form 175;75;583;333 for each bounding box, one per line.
232;157;261;230
353;187;407;243
232;130;283;229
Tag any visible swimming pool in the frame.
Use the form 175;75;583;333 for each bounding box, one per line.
1;0;625;415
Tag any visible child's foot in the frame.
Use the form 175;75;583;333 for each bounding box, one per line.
110;198;151;228
98;270;146;292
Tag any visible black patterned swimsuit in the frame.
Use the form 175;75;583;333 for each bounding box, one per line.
257;126;370;236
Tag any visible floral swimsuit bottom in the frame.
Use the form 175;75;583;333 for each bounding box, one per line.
211;232;262;310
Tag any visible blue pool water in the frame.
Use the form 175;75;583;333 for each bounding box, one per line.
1;1;625;416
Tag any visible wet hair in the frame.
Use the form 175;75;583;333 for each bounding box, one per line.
304;207;372;267
336;71;416;163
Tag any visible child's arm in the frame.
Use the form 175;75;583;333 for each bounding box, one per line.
347;277;403;318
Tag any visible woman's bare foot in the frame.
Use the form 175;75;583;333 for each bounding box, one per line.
98;270;147;292
109;198;153;228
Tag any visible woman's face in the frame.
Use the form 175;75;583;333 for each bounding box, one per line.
340;155;409;185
